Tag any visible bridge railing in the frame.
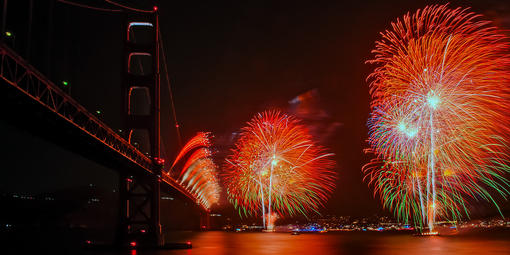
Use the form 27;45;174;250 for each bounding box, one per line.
0;43;153;171
0;43;201;207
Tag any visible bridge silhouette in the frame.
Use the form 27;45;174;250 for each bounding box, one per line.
0;1;209;248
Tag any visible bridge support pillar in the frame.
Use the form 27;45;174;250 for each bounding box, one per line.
116;171;163;248
200;212;210;231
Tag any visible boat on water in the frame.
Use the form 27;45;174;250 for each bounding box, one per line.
414;231;440;237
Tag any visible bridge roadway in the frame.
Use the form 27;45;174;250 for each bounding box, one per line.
0;43;203;209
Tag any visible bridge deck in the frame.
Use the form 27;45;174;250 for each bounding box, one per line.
0;43;201;208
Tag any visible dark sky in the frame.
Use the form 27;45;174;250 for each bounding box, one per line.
1;0;510;219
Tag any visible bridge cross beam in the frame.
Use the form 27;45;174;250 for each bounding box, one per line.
117;172;162;247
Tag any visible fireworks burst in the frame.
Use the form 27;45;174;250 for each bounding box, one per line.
224;111;336;229
169;132;220;209
364;4;510;232
172;132;210;169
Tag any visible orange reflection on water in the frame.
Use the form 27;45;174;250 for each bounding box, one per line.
161;231;510;255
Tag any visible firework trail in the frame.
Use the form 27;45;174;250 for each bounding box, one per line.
364;4;510;232
169;132;220;209
224;111;336;229
171;132;210;169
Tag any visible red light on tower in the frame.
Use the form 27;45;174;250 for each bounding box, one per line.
154;157;165;165
130;241;137;248
153;6;158;11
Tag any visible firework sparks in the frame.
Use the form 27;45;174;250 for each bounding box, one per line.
224;111;336;229
364;4;510;232
169;132;220;209
171;132;210;169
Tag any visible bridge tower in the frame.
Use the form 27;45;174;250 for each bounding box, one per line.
117;9;163;247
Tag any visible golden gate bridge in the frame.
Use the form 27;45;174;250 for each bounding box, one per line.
0;0;211;248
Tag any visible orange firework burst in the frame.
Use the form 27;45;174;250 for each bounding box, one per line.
169;132;220;209
364;4;510;232
224;111;336;229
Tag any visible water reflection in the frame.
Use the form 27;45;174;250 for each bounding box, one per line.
156;231;510;255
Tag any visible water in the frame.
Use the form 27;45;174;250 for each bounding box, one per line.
153;231;510;255
8;229;508;255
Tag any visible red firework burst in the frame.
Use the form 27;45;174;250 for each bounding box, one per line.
169;132;220;209
364;4;510;231
224;110;336;228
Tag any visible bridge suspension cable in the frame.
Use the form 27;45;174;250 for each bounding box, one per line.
159;28;183;148
104;0;156;13
54;0;183;165
56;0;122;13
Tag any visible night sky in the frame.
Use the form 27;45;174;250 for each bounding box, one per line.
2;0;510;220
